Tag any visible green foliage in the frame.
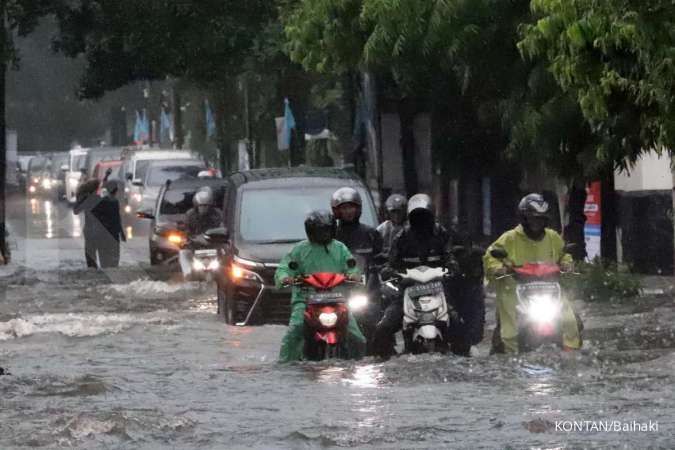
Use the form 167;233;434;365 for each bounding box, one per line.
519;0;675;171
3;0;56;66
572;258;642;303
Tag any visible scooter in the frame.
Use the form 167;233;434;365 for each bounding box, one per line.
285;260;368;360
382;265;453;354
179;232;222;282
489;248;582;352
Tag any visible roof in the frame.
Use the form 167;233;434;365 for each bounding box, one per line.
129;149;195;160
166;177;227;191
228;166;364;187
146;158;205;167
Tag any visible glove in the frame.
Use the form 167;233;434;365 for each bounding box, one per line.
281;277;294;286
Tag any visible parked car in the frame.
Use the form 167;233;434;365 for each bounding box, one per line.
120;149;197;217
212;167;379;326
136;158;208;212
136;177;227;265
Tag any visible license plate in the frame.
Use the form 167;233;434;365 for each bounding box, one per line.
195;249;217;257
408;281;444;298
308;291;345;304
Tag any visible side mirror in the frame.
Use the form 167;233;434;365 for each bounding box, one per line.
204;227;229;243
131;179;143;187
126;173;133;181
490;248;508;260
288;261;299;271
60;164;69;172
136;208;154;220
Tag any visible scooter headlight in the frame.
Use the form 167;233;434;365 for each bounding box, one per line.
526;295;560;324
192;259;206;271
318;312;338;328
207;259;220;270
348;294;368;311
132;193;143;203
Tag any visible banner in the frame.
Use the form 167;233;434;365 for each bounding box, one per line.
584;181;602;260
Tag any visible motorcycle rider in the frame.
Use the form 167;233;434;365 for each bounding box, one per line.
275;210;366;362
331;187;384;350
377;193;407;256
373;193;485;358
484;193;582;353
179;186;222;277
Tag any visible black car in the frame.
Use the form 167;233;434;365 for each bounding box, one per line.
137;178;227;265
213;167;379;326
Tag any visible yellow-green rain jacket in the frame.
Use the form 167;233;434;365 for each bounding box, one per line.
483;225;581;352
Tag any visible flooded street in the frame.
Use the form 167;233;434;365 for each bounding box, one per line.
2;194;674;449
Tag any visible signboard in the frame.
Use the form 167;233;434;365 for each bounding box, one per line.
584;181;602;261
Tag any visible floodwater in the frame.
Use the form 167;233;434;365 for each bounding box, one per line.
1;194;674;449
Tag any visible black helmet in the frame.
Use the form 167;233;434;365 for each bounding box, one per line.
407;193;434;231
331;187;362;222
304;210;336;245
385;193;407;212
518;193;549;219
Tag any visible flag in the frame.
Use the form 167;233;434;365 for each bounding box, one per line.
282;98;296;150
133;110;143;144
205;100;216;140
160;108;174;143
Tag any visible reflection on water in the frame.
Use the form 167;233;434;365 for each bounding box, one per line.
346;364;383;389
73;213;81;238
126;226;133;240
30;198;39;215
45;200;53;239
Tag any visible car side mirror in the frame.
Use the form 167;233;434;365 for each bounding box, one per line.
131;179;143;187
204;227;229;243
136;208;154;220
126;173;133;181
346;258;357;269
60;164;69;172
490;248;508;259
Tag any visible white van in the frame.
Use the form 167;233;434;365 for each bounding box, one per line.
121;149;198;214
66;147;89;204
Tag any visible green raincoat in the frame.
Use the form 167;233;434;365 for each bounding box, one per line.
483;225;581;353
275;239;366;362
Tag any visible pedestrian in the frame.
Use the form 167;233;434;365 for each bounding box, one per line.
73;179;103;268
96;180;126;268
0;223;10;265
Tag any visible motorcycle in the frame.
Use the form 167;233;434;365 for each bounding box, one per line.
382;265;453;354
285;260;368;360
489;248;581;352
178;231;222;282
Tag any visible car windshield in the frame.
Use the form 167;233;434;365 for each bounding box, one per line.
238;186;377;243
160;185;224;215
145;163;205;186
29;157;49;172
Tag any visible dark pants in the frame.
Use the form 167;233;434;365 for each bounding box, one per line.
84;234;120;269
372;278;485;358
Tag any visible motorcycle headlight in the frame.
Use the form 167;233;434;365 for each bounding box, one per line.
42;179;52;189
132;193;143;203
318;312;338;328
348;294;368;311
29;185;36;193
192;259;206;271
166;232;185;245
207;259;220;270
526;295;560;324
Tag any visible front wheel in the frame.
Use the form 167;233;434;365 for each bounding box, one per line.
323;343;339;360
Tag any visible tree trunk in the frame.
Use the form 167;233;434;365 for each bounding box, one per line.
0;8;6;263
399;97;418;196
564;178;588;261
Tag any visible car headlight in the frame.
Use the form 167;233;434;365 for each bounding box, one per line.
166;232;185;245
207;259;220;270
132;193;143;203
33;177;40;183
124;205;132;214
230;263;261;282
42;179;52;189
318;312;338;328
192;259;206;271
348;294;368;311
526;295;560;324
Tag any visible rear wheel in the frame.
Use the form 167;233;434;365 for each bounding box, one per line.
422;339;436;353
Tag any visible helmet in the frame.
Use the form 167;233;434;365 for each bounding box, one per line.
518;193;549;239
304;210;336;245
518;193;549;219
407;193;434;232
385;193;407;212
331;187;362;222
193;186;214;207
